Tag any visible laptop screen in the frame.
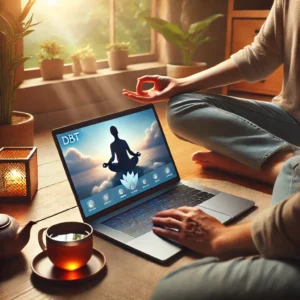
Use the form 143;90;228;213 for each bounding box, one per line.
54;106;179;218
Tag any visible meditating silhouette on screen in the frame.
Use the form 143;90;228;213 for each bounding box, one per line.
103;126;141;174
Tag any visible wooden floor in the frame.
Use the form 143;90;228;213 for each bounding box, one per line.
0;101;273;300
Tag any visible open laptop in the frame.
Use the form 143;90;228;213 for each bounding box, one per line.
52;104;255;263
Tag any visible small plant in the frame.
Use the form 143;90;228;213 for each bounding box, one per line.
0;0;39;125
106;42;129;52
37;40;64;62
143;0;223;66
77;45;96;60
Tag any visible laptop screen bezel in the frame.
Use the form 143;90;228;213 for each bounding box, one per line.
52;104;181;223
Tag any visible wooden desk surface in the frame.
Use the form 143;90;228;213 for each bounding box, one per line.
0;102;272;300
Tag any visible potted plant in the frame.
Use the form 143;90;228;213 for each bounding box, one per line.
71;52;82;76
106;42;129;70
38;40;64;80
0;0;38;147
143;1;223;78
78;45;97;74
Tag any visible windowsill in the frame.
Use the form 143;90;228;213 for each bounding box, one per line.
15;61;167;129
20;62;166;89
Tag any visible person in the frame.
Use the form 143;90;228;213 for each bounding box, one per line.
103;126;141;174
123;0;300;298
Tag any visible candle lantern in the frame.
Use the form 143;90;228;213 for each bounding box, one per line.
0;147;38;201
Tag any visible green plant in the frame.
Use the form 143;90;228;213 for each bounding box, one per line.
77;45;96;60
0;0;39;125
106;42;130;52
37;40;64;62
143;1;223;66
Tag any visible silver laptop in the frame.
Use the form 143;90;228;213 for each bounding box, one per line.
52;104;255;263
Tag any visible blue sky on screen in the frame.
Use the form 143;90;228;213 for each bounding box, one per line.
57;108;162;163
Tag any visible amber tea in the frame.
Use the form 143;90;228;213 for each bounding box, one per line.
38;222;93;271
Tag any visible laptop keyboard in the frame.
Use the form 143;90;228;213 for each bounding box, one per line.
103;185;215;238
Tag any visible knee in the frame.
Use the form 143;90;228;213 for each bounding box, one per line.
272;154;300;204
167;93;208;134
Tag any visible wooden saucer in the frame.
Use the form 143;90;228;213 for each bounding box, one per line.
31;249;106;283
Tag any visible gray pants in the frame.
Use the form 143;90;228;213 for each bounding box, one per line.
151;94;300;300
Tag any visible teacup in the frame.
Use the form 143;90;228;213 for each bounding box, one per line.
38;222;93;271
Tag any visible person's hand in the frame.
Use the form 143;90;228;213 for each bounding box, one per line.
152;206;227;257
123;75;181;104
136;152;141;157
103;163;108;168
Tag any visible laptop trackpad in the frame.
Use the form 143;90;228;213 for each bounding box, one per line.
127;231;181;262
197;206;230;224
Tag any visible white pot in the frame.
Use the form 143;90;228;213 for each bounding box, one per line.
80;57;97;74
107;50;128;70
0;112;34;147
39;59;64;80
167;62;207;78
72;59;82;76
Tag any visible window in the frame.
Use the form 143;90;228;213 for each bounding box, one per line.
20;0;155;73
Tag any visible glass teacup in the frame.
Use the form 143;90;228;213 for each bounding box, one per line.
38;222;93;271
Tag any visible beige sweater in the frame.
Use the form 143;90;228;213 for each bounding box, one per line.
231;0;300;121
231;0;300;258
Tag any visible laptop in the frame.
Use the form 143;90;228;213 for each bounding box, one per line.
52;104;255;263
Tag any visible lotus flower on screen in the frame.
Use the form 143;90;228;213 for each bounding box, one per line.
120;172;139;190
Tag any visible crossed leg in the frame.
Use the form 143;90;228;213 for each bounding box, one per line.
167;93;300;185
191;149;294;185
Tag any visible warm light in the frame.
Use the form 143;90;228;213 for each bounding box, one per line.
64;261;82;271
10;170;22;181
4;169;23;186
45;0;60;7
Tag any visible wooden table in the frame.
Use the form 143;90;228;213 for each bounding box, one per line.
0;102;272;300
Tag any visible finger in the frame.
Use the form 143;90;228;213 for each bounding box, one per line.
136;76;159;96
152;227;180;242
154;209;185;221
123;89;136;94
123;91;158;102
152;217;182;230
178;206;203;213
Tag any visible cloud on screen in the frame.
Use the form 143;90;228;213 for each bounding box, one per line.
65;148;100;174
140;121;164;150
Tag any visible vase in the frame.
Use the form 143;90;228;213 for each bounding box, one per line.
0;112;34;147
107;50;128;70
80;57;97;74
39;59;64;80
72;59;82;76
167;62;207;78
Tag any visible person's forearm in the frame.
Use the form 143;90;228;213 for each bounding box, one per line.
214;222;258;259
177;58;244;94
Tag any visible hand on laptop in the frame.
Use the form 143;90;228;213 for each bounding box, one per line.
152;206;227;257
122;75;180;104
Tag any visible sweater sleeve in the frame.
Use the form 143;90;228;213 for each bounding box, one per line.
251;191;300;259
231;0;284;82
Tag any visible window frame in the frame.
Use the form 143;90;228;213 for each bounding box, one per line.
15;0;157;80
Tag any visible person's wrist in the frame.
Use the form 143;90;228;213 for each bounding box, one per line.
211;227;230;257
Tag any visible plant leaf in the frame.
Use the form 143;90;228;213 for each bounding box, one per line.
18;0;36;22
9;56;30;72
192;34;210;47
2;11;18;34
188;14;223;35
0;14;14;39
144;17;186;48
14;29;35;41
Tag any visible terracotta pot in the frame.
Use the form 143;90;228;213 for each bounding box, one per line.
80;57;97;74
107;50;128;70
167;62;207;78
39;59;64;80
0;112;34;147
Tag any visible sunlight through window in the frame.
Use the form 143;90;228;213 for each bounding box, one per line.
20;0;152;69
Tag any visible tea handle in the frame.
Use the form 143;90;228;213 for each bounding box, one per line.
38;227;48;251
